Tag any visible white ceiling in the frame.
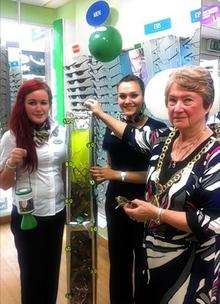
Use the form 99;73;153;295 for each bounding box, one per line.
13;0;71;9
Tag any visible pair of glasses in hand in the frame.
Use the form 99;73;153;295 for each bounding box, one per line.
115;196;132;209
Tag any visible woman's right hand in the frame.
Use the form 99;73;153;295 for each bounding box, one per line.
84;99;103;117
90;166;117;183
123;199;158;222
7;148;27;167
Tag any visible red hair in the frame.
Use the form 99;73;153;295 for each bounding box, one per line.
9;79;52;172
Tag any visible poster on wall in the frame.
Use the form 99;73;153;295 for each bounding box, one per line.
21;50;45;78
128;48;148;85
119;48;148;85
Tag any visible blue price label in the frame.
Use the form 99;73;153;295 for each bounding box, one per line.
190;9;201;23
144;18;171;35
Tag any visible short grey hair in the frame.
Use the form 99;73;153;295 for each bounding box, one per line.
165;66;215;109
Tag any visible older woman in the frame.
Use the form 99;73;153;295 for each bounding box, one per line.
85;66;220;304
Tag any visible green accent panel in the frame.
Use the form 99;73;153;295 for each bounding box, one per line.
53;19;64;125
0;0;56;25
134;43;142;49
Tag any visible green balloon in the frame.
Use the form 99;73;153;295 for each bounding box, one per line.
89;26;122;62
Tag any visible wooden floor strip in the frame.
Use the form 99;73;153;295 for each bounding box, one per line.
0;223;109;304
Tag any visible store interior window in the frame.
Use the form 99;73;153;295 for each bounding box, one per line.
1;19;52;82
200;0;220;120
0;19;53;217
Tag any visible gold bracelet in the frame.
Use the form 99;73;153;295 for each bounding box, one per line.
5;160;17;170
154;207;165;225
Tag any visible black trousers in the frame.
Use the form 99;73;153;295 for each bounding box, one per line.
105;197;146;304
11;205;66;304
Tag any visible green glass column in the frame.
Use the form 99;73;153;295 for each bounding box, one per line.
53;19;64;125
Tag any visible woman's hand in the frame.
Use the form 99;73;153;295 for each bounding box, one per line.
84;99;103;117
1;148;27;190
90;166;117;183
85;99;126;140
123;199;158;222
124;199;191;232
7;148;27;168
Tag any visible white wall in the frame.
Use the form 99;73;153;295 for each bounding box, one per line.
63;0;201;64
115;0;201;48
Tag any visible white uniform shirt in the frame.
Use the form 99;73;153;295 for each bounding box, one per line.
0;122;67;216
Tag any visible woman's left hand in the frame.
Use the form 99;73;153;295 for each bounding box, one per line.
123;199;157;222
90;166;116;183
84;99;103;117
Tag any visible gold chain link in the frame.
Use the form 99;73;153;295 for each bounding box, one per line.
152;129;215;206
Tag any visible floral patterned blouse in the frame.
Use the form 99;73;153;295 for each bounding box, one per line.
122;123;220;304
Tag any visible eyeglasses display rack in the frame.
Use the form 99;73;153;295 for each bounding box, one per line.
65;113;97;304
0;47;11;138
9;69;22;105
0;47;14;214
64;54;122;303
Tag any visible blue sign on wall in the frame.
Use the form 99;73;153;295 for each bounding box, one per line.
190;9;201;23
86;1;110;26
144;18;171;35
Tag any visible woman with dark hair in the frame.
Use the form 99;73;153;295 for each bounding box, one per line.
90;75;166;303
85;67;220;303
0;79;66;304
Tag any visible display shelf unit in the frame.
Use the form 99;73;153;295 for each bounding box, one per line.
65;116;97;304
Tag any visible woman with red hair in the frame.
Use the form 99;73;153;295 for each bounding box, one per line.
0;79;66;304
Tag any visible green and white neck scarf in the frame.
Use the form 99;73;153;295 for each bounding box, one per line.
33;122;50;146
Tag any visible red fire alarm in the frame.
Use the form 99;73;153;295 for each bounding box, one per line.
72;44;80;53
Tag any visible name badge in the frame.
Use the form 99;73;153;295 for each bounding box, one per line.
53;139;63;144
